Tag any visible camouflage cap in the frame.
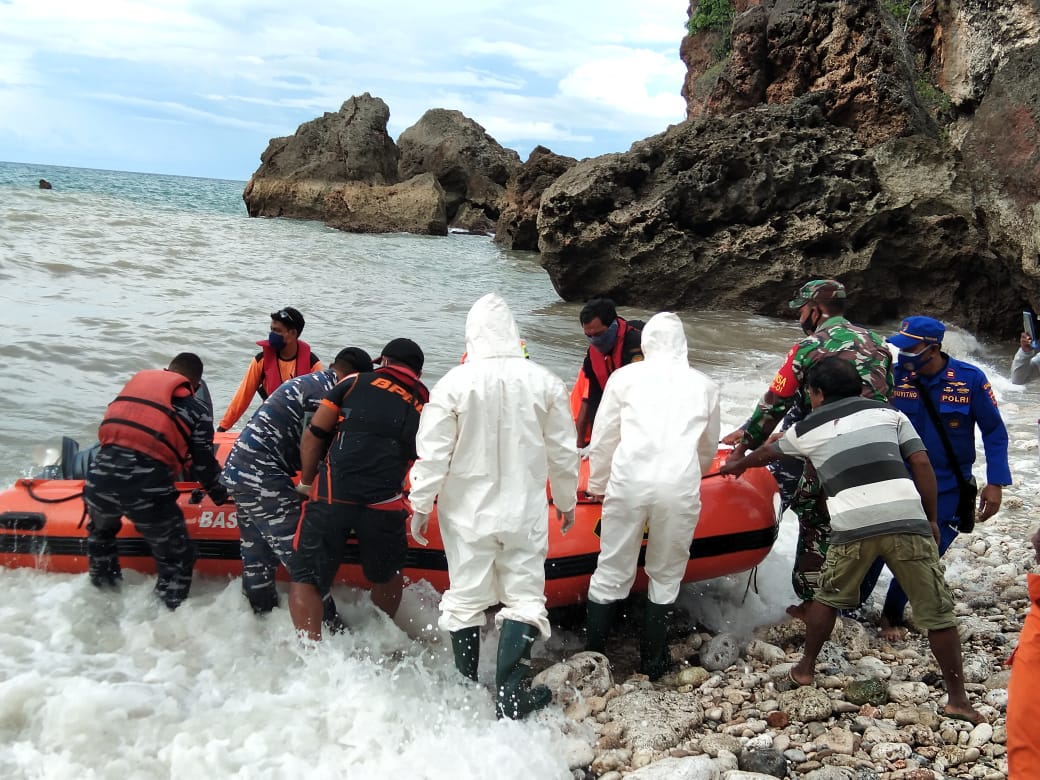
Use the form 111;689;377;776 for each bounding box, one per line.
788;279;847;309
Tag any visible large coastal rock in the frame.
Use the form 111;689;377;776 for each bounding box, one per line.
541;0;1040;336
495;146;578;250
243;93;400;220
398;109;521;233
540;96;1006;330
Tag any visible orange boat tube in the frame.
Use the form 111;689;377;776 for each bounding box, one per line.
0;433;778;608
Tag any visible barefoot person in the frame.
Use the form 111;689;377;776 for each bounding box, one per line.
728;280;892;619
722;356;984;724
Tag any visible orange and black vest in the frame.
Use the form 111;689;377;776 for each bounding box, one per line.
258;339;314;399
98;369;194;471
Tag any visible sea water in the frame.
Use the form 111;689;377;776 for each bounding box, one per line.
0;160;1037;778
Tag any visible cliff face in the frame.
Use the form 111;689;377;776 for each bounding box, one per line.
538;0;1040;335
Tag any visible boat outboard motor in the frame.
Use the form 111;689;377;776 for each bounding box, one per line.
60;437;100;480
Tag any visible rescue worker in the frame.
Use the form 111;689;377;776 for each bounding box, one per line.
408;293;578;720
288;339;427;641
1007;525;1040;775
218;306;322;432
730;280;892;618
84;353;228;609
859;316;1011;639
573;297;643;448
583;312;720;679
721;356;984;725
220;347;373;616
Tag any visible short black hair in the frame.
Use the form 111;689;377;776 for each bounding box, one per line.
580;297;617;326
806;354;863;401
271;306;305;334
169;352;204;385
333;347;373;374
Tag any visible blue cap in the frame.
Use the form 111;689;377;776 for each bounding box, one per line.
887;316;945;350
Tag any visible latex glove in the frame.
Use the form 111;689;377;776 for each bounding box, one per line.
556;506;575;534
577;446;590;460
411;511;431;546
216;426;228;433
188;488;205;505
295;482;313;498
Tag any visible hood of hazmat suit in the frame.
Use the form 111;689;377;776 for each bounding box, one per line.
409;293;579;529
586;311;721;502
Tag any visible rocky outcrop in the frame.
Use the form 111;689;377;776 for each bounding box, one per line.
243;93;400;221
538;96;1013;330
397;109;521;233
323;173;447;235
494;146;578;250
541;0;1040;336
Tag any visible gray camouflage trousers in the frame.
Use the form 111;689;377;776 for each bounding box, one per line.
231;484;304;612
83;450;195;609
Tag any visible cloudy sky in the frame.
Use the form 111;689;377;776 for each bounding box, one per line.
0;0;691;180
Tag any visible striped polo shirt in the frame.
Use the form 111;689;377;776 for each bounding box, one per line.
777;396;932;544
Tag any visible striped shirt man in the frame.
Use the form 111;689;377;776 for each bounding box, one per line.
776;397;931;545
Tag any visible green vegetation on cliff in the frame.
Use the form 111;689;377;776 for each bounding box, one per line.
687;0;735;35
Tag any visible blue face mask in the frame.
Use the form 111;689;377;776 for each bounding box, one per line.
267;331;286;351
587;320;619;354
898;347;932;374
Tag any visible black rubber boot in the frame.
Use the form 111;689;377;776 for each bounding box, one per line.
640;601;673;680
585;600;615;653
450;627;480;681
87;522;122;588
496;619;552;719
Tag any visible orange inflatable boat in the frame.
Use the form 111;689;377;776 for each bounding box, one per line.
0;433;778;608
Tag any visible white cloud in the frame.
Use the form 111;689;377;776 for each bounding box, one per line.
0;0;695;176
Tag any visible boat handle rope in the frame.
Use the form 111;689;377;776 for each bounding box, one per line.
23;482;84;504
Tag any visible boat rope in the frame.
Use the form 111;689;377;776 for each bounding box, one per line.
24;482;84;504
740;565;760;605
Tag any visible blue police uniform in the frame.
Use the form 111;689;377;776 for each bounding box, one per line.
860;342;1011;621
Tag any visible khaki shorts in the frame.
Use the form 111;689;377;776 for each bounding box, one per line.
817;533;956;631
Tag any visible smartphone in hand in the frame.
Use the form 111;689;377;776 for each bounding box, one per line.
1024;311;1039;350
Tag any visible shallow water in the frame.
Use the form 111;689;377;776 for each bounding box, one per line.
1;160;1038;778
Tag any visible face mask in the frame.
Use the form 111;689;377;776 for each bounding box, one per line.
898;347;932;373
267;331;286;351
587;320;619;353
799;307;820;336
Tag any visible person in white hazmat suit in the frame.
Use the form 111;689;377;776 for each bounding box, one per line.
584;311;721;679
408;293;580;719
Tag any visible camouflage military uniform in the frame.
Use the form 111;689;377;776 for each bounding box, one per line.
221;369;340;613
744;315;893;601
84;388;223;609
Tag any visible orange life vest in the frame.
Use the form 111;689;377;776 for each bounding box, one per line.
587;317;632;391
97;369;195;471
258;339;313;398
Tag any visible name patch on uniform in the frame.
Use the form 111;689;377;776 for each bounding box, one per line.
940;393;969;404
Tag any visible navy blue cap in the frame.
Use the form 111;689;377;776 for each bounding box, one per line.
887;316;945;350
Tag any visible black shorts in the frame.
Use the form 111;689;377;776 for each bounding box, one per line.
291;499;407;588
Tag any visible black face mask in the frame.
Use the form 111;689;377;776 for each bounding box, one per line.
800;306;820;336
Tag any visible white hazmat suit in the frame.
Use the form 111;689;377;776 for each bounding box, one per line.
408;293;579;638
586;311;721;607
